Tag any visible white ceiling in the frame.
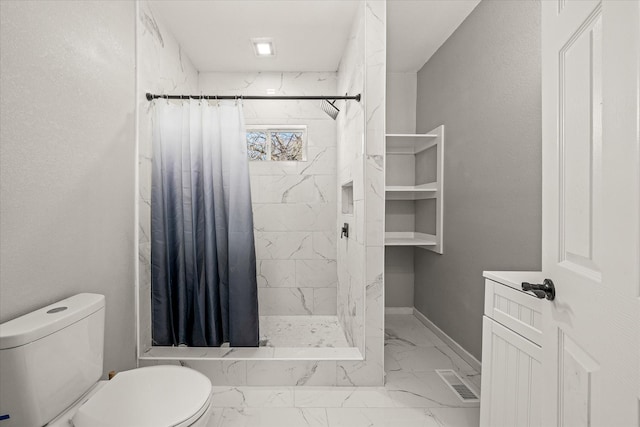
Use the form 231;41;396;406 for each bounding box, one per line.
152;0;480;74
151;1;360;72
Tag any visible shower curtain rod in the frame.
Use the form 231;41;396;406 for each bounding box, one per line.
145;92;361;102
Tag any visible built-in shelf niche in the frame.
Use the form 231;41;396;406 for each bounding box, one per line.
341;181;354;215
384;125;444;254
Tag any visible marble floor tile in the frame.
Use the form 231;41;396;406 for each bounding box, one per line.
429;408;481;427
385;344;475;374
217;407;328;427
325;408;440;427
206;408;224;427
384;314;446;348
385;371;480;409
294;387;396;408
260;316;350;348
207;314;481;427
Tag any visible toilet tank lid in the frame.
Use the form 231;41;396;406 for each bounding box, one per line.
0;293;105;350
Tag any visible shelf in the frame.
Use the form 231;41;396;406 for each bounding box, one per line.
383;125;444;254
386;133;438;155
385;182;437;200
385;133;438;138
385;232;437;247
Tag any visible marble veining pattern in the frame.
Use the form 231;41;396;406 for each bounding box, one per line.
259;316;350;348
336;0;367;355
203;314;480;426
199;72;338;317
335;0;386;386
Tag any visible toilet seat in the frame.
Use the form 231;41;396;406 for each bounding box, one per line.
72;365;212;427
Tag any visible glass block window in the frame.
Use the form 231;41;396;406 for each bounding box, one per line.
246;126;307;161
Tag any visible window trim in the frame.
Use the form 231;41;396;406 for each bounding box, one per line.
246;124;308;162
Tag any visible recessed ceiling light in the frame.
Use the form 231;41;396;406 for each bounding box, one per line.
251;38;275;57
256;43;272;55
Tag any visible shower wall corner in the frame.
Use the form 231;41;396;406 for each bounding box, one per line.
335;0;386;386
135;0;199;358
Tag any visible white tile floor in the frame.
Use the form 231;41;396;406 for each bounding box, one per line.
206;314;481;427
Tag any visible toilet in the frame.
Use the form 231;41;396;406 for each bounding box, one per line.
0;293;213;427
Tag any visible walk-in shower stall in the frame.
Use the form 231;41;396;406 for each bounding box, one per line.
135;0;386;386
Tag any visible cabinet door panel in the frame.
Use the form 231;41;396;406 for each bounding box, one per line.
480;317;543;427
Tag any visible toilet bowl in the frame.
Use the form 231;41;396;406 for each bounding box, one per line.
0;294;213;427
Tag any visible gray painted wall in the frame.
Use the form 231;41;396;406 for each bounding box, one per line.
0;1;136;374
385;72;417;308
414;0;542;360
386;72;417;134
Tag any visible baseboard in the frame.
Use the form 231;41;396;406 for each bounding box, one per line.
412;307;481;372
385;307;414;315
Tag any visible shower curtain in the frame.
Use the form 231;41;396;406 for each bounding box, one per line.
151;99;259;347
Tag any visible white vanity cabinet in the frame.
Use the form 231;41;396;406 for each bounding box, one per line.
480;271;546;427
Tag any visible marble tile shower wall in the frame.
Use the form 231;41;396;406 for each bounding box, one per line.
335;0;386;386
360;0;387;387
336;3;366;353
137;1;199;353
198;72;338;317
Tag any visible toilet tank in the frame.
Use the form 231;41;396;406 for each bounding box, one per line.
0;293;105;427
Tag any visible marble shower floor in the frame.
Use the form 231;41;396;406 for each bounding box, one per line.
205;314;482;427
259;316;350;348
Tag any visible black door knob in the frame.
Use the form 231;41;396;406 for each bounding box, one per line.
521;279;556;300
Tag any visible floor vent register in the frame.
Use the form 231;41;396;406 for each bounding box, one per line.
435;369;480;403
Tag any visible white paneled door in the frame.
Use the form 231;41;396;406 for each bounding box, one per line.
541;0;640;426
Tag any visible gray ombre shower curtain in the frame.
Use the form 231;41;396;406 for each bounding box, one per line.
151;99;259;347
